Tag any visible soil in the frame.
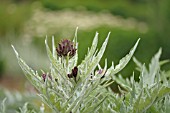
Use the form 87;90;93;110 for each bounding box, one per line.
0;75;27;91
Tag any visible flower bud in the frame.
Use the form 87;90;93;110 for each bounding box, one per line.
42;73;52;82
56;39;76;58
67;66;78;78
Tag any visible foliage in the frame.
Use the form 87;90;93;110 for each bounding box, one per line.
12;30;170;112
102;49;170;113
0;88;45;113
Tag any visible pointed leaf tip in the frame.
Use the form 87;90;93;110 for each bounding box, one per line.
11;45;19;57
76;26;78;31
45;36;48;45
106;32;111;41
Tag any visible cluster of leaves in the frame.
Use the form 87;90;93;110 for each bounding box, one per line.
11;29;170;113
100;49;170;113
0;89;43;113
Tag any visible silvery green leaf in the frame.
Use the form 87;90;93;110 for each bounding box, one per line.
159;59;170;66
133;57;148;74
140;49;161;88
133;89;143;112
0;98;6;113
85;32;110;76
139;64;145;88
112;74;132;91
11;45;42;92
130;75;136;104
147;49;161;87
112;39;140;75
156;87;170;101
164;95;170;113
18;102;37;113
38;94;60;113
52;36;57;59
82;96;107;113
66;77;91;113
71;27;79;67
18;103;29;113
103;61;114;80
78;32;99;73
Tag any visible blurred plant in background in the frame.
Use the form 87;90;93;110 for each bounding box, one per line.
22;8;148;39
0;1;32;38
0;87;55;113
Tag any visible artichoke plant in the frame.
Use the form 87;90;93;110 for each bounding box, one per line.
11;28;170;113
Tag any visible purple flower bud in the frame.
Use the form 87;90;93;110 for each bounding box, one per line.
67;66;78;78
98;69;103;74
72;66;78;78
42;74;46;82
96;69;106;79
42;73;52;82
56;39;76;58
67;74;72;78
97;69;106;75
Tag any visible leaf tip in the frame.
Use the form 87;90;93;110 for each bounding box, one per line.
11;45;19;57
45;36;48;45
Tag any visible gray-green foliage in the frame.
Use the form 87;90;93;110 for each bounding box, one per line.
17;103;36;113
12;29;170;113
104;49;170;113
0;89;45;113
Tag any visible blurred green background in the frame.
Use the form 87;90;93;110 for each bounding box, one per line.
0;0;170;93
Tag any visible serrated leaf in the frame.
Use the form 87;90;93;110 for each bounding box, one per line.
148;49;161;87
78;32;99;73
141;49;162;88
112;39;140;74
85;32;110;76
112;74;132;91
137;86;170;112
12;45;42;92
